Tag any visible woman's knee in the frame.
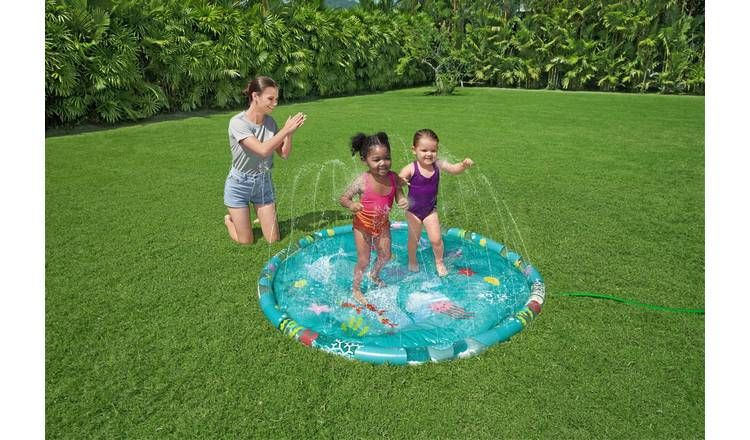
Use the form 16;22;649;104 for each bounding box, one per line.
235;234;254;245
236;226;254;244
231;222;254;245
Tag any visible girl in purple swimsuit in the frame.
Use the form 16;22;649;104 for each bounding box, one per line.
398;129;474;277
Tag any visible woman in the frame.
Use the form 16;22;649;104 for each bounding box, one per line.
223;76;306;244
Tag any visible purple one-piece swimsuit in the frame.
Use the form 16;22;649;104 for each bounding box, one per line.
407;161;440;221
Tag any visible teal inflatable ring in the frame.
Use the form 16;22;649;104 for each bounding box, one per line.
257;221;545;365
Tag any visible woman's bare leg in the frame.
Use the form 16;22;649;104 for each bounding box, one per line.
254;203;280;243
225;207;253;244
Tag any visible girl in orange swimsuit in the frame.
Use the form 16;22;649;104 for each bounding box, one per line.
340;132;408;304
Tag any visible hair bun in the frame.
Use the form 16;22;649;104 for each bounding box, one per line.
375;132;390;146
350;133;367;156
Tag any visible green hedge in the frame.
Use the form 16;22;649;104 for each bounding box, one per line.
45;0;430;127
458;0;704;94
45;0;704;128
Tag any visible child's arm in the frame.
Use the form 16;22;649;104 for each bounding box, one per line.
394;173;409;210
437;158;474;175
339;174;365;213
395;165;412;209
397;163;413;186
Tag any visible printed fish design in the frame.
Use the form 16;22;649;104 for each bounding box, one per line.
430;300;475;319
446;249;463;258
483;276;500;286
457;267;476;276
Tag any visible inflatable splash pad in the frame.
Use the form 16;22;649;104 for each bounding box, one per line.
257;222;545;365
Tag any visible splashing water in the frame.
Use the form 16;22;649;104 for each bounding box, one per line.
478;173;533;264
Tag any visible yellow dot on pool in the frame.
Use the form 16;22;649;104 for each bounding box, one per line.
479;238;487;247
483;276;500;286
293;280;308;288
327;229;335;236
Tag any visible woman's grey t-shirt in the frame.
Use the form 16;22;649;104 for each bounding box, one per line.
228;112;279;174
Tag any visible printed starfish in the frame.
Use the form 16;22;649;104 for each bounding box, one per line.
308;303;331;315
457;267;476;276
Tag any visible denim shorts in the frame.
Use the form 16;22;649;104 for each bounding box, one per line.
223;168;275;207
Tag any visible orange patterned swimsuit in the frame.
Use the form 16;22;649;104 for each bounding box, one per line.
353;172;396;237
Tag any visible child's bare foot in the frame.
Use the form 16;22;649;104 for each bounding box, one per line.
436;263;448;277
408;263;419;272
353;290;367;305
369;275;386;288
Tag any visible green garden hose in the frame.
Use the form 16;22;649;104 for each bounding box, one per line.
553;291;704;315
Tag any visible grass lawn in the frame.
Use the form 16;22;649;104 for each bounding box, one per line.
46;87;704;438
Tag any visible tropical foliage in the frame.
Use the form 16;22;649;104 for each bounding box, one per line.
45;0;431;126
402;0;704;94
45;0;704;127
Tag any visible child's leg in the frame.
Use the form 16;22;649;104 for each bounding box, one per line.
370;229;392;286
422;212;447;276
405;211;423;271
352;228;372;304
225;207;254;244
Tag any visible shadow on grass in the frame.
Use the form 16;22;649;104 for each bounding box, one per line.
271;209;351;241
